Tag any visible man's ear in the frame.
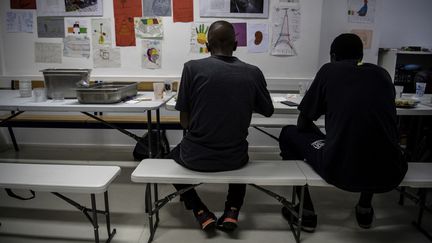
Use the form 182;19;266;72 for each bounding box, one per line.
206;42;211;52
233;41;237;52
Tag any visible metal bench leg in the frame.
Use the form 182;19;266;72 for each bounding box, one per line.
7;126;19;151
91;194;100;243
146;183;156;243
104;191;116;242
412;188;432;241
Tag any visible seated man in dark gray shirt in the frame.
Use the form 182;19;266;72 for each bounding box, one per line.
167;20;274;232
279;34;407;231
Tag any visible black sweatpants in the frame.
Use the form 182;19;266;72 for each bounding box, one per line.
166;145;246;211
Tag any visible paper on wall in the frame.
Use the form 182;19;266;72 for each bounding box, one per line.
63;36;91;58
351;29;373;49
143;0;172;17
270;2;301;56
93;46;121;68
190;22;210;54
348;0;376;24
37;17;65;38
134;17;164;39
35;42;62;63
65;18;90;37
247;23;269;53
6;11;33;33
142;40;162;69
91;18;112;45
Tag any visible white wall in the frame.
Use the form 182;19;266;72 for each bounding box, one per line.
0;0;324;88
318;0;382;66
379;0;432;49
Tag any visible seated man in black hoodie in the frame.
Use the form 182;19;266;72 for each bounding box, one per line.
279;33;407;231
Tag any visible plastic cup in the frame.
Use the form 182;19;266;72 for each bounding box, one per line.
19;80;32;98
52;91;64;101
415;82;426;97
394;85;404;98
164;80;172;97
33;88;47;102
153;82;164;100
298;81;309;96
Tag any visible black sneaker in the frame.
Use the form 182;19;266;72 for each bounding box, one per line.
355;204;374;229
281;205;317;233
217;207;239;232
194;210;217;231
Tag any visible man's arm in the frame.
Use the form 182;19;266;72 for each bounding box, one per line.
180;111;189;129
297;112;321;134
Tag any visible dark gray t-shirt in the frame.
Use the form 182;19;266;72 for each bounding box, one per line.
175;55;274;172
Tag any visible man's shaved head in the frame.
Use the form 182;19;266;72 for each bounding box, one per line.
207;20;237;55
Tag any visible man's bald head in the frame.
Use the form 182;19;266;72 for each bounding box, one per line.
207;20;237;55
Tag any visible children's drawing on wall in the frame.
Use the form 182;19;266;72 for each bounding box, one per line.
35;42;62;63
351;29;373;49
65;18;89;37
36;0;103;16
37;17;65;38
93;47;121;68
10;0;37;9
113;0;142;46
270;2;301;56
92;18;112;45
134;17;164;39
247;23;268;53
63;35;91;58
142;40;162;69
348;0;375;24
143;0;172;17
6;11;33;33
232;23;247;47
190;23;210;54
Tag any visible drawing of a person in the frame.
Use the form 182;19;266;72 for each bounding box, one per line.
73;21;80;34
357;0;368;16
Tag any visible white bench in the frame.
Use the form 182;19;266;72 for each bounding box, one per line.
131;159;307;243
297;161;432;240
131;159;432;243
0;162;121;243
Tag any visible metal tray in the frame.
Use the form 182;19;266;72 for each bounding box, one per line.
41;68;91;98
76;82;138;104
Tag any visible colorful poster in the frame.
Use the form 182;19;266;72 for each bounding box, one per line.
247;23;269;53
113;0;143;46
190;23;210;54
37;17;65;38
92;18;112;45
142;40;162;69
143;0;171;16
6;11;33;33
348;0;376;24
232;22;247;47
173;0;193;22
10;0;36;9
35;42;62;63
270;2;301;56
134;17;163;39
65;18;89;37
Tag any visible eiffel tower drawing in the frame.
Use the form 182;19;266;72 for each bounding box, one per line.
273;8;297;55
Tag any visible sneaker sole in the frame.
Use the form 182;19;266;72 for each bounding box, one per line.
201;219;216;231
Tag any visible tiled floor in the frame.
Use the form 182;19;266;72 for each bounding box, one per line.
0;145;431;243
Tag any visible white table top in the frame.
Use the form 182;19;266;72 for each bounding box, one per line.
0;163;121;194
166;93;432;116
400;162;432;188
0;90;174;113
131;159;307;186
